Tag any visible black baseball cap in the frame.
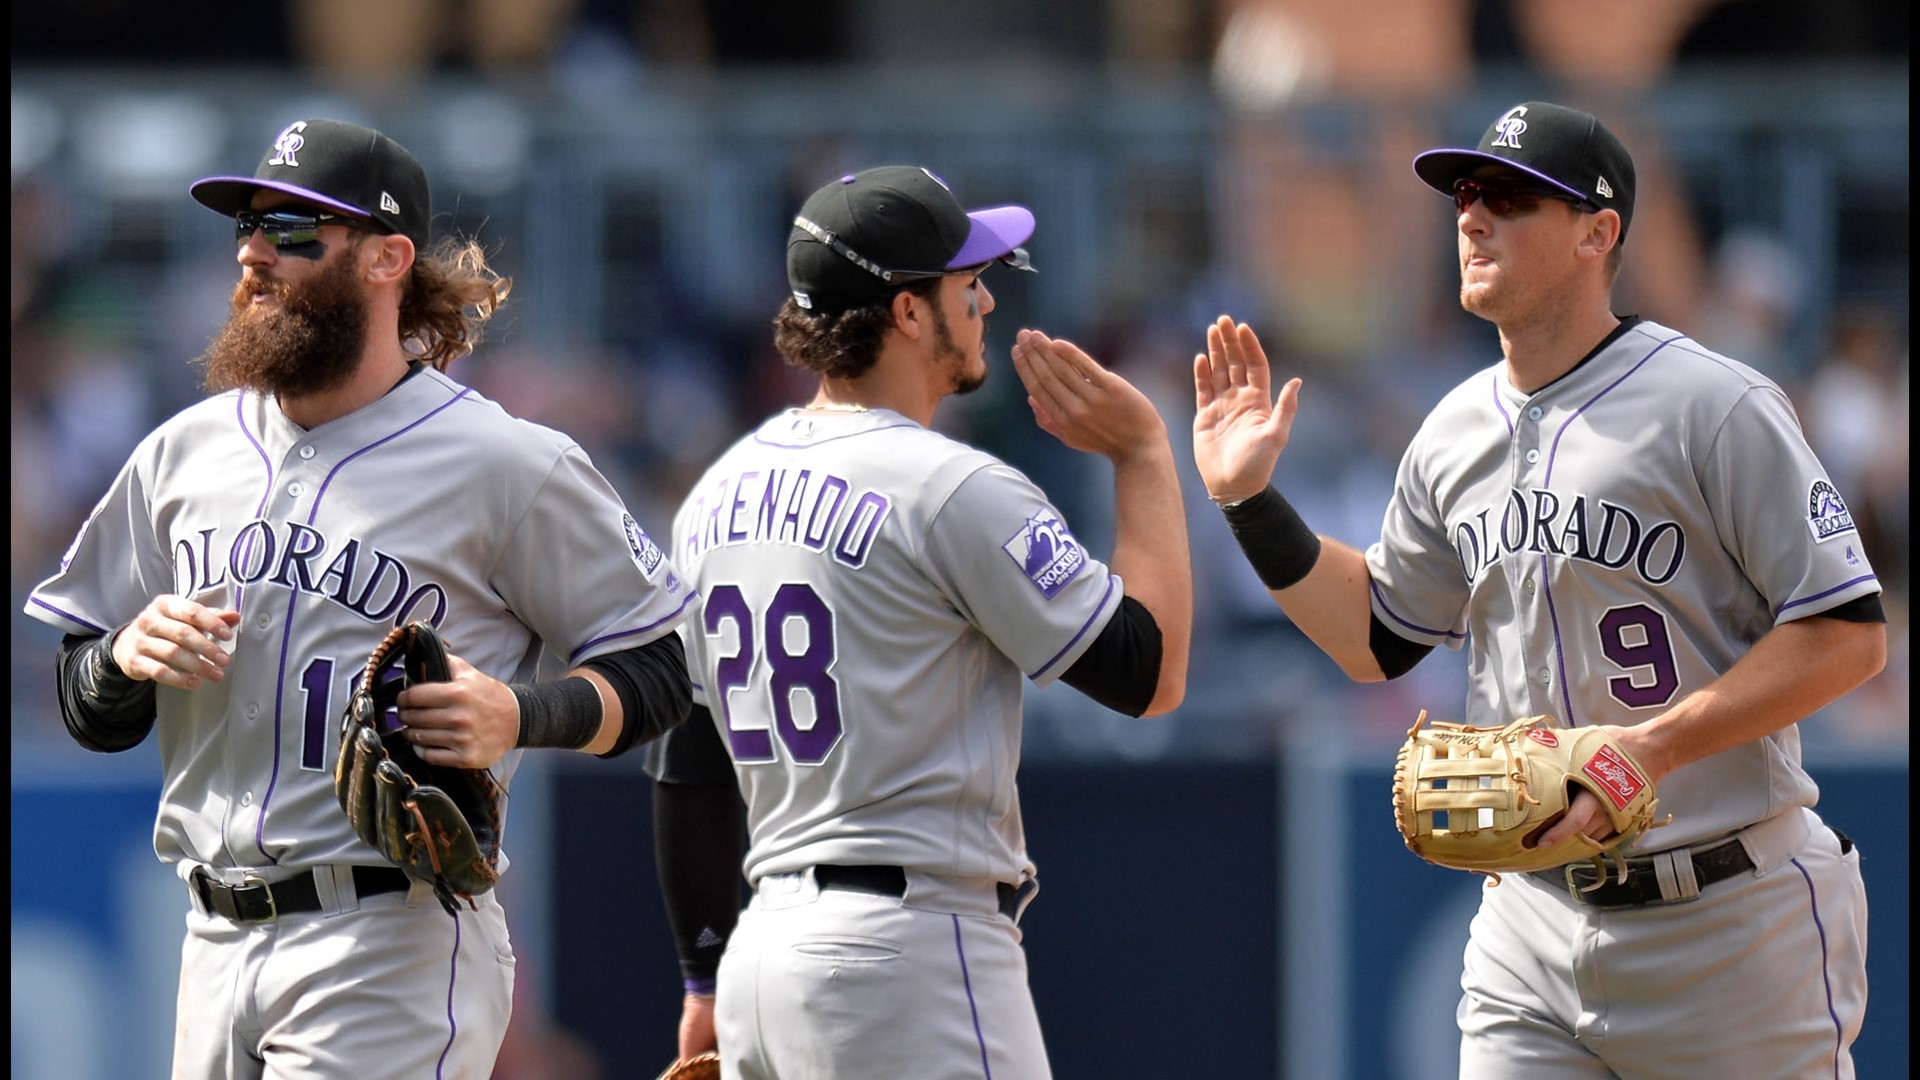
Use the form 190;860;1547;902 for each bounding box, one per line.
1413;101;1636;238
190;119;430;246
787;166;1035;314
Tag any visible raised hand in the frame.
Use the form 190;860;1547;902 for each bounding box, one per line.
1011;329;1169;463
1192;315;1302;503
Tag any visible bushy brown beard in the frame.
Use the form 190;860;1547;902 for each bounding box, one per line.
198;242;370;399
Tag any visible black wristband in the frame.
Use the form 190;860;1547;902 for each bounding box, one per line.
1220;485;1322;590
511;677;603;750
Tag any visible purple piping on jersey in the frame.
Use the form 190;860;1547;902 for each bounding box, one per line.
1031;576;1118;680
1541;552;1578;725
751;418;921;450
569;590;699;666
952;914;995;1079
437;913;463;1078
1778;576;1880;618
1531;332;1686;729
26;597;108;634
233;394;280;614
255;384;473;859
1490;374;1515;435
1790;857;1846;1078
1368;579;1467;641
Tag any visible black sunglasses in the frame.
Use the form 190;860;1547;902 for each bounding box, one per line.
234;209;378;250
793;215;1035;283
1452;178;1593;217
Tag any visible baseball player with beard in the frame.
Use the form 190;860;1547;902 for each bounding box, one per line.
642;165;1192;1078
25;118;696;1078
1193;101;1885;1078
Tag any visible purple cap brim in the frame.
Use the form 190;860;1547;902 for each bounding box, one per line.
1411;150;1586;203
947;205;1035;269
188;176;374;221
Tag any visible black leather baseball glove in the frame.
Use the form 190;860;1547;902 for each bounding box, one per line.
334;621;504;914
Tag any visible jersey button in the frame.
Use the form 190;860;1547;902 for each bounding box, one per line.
246;704;259;718
287;481;305;497
1527;406;1544;421
1523;578;1536;593
298;446;316;460
1525;449;1540;464
255;614;271;629
241;792;252;807
1538;668;1551;683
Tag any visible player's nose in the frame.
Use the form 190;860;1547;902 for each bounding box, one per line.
236;228;277;269
977;278;996;315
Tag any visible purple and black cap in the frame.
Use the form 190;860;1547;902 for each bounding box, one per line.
1413;101;1636;238
190;119;430;247
787;165;1036;314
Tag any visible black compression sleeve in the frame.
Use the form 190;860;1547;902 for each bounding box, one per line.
56;632;157;753
1057;595;1163;717
579;634;692;759
1812;593;1885;623
643;700;736;785
1220;486;1322;590
510;677;603;750
1369;615;1435;680
652;712;747;992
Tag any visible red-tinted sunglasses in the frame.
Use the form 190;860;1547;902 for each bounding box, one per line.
1452;178;1592;217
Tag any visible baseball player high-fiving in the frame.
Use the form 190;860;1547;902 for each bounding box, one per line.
1194;101;1885;1078
643;166;1192;1079
25;118;696;1078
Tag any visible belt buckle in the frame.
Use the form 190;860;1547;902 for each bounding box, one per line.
1562;862;1601;903
233;874;277;923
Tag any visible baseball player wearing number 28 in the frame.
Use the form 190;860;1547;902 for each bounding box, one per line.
643;166;1192;1079
25;119;697;1078
1194;102;1885;1078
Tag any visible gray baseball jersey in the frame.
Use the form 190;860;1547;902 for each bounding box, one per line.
672;405;1122;887
26;366;696;873
1366;318;1881;850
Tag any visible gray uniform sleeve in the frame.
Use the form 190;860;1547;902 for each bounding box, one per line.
920;463;1123;684
26;440;172;635
489;444;696;668
1365;428;1470;649
1701;385;1881;621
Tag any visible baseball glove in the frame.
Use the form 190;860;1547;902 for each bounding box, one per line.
334;621;504;915
654;1052;721;1080
1392;711;1664;887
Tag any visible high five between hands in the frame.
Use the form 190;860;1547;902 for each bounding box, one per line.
1192;315;1301;504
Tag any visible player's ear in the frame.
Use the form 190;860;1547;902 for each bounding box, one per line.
363;233;416;286
1578;209;1623;263
889;287;927;342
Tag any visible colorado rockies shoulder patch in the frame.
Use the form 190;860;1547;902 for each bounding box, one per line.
1002;509;1086;598
1805;480;1857;543
623;513;666;578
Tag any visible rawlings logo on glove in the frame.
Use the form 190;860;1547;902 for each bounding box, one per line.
334;621;504;915
1392;711;1664;886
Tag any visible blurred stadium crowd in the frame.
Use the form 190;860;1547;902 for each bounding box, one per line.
12;0;1908;766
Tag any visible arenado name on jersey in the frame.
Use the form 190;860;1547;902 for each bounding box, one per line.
678;467;893;569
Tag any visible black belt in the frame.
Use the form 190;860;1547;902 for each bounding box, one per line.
812;864;1035;922
191;865;412;923
1539;837;1755;908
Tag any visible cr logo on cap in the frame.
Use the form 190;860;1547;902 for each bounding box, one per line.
269;121;308;167
1490;106;1528;150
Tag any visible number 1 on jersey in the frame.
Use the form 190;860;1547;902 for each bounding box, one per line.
705;583;845;765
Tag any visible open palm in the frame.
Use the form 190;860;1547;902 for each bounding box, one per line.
1192;315;1301;502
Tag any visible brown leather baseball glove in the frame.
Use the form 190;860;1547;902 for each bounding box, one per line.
654;1051;721;1080
1393;711;1664;886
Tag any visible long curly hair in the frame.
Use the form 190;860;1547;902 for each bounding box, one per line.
771;279;941;380
399;237;513;369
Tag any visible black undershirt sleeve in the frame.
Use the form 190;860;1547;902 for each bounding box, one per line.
1057;595;1163;718
578;633;692;758
1369;614;1435;680
1812;593;1885;624
649;704;747;992
56;631;158;753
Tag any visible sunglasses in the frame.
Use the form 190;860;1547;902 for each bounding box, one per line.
234;209;377;250
794;215;1035;284
1451;178;1593;217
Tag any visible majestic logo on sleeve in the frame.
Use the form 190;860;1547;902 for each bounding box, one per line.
268;121;307;167
623;513;665;579
1003;509;1086;599
1805;480;1856;543
1489;106;1528;149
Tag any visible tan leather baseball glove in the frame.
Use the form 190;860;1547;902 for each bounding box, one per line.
654;1051;722;1080
1393;711;1664;886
